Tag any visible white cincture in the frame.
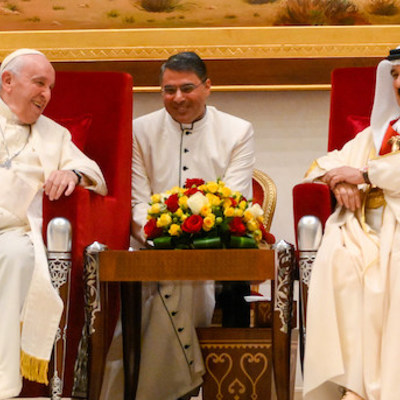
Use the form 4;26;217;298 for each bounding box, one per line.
0;124;30;169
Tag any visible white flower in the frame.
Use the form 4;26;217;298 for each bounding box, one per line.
187;191;209;215
246;203;263;218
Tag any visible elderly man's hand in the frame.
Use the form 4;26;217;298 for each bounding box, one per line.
321;166;364;189
44;170;79;201
332;182;362;212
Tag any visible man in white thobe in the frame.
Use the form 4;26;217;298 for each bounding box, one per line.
0;49;107;399
303;47;400;400
131;51;255;400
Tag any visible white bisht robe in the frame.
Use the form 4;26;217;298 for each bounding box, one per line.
128;106;255;400
0;103;106;399
303;126;400;400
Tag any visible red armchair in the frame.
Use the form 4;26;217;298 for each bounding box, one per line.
293;66;377;243
20;71;133;397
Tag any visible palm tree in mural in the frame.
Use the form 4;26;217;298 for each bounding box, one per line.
276;0;369;25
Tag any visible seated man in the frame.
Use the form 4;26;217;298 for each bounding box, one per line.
0;48;107;400
303;46;400;400
131;51;255;399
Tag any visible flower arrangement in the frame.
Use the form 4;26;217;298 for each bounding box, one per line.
144;178;275;249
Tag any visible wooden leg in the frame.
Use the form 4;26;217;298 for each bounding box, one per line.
121;282;142;400
272;241;296;400
86;282;110;400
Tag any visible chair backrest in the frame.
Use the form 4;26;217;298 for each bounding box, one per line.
252;168;277;232
328;66;376;151
44;71;133;203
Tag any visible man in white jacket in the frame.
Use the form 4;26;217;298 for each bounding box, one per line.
0;49;106;399
131;51;255;399
303;47;400;400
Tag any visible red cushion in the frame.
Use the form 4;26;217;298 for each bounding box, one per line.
346;114;370;138
54;114;92;151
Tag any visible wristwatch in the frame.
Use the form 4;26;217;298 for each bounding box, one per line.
361;167;371;185
72;169;83;184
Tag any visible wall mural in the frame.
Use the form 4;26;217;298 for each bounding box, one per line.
0;0;399;31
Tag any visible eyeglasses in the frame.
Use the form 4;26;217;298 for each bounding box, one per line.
161;79;207;96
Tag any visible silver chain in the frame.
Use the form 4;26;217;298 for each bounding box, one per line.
0;123;30;169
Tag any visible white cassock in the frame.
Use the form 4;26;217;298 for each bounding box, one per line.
101;105;255;400
0;99;107;400
303;126;400;400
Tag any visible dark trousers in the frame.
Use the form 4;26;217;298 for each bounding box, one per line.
217;281;250;328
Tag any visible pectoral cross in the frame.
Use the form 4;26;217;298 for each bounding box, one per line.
0;159;11;169
388;135;400;152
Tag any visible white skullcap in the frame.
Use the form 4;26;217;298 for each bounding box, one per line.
370;46;400;152
0;48;45;73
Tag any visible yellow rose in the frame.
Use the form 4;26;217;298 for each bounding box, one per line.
224;207;235;217
234;208;244;217
221;186;232;197
168;224;182;236
200;205;211;217
170;186;180;194
239;200;248;210
157;213;172;228
232;191;242;199
247;219;258;232
149;203;161;214
223;198;232;209
206;193;221;206
151;194;161;203
181;213;188;221
243;210;253;222
206;181;219;193
174;208;183;218
203;216;215;231
216;216;223;225
179;196;188;208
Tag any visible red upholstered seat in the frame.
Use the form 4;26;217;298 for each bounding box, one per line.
293;66;376;244
20;71;133;397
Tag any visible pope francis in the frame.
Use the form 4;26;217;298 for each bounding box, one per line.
0;49;106;399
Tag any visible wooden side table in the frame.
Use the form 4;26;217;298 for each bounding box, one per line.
83;246;296;400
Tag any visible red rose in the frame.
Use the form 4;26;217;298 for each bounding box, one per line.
259;222;276;244
185;178;205;189
165;193;179;212
229;217;246;236
229;197;237;207
182;215;203;233
184;187;200;196
144;218;163;239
